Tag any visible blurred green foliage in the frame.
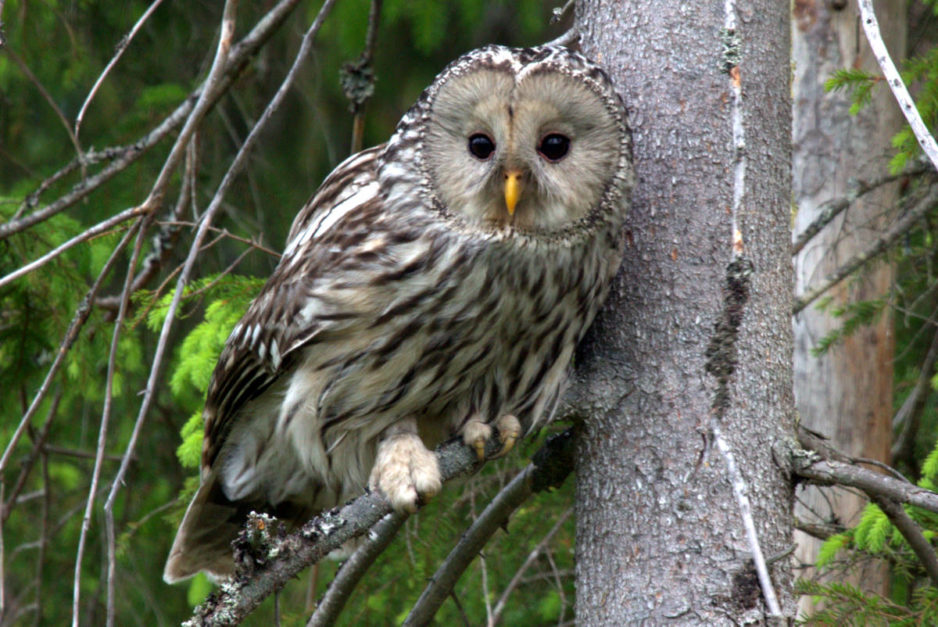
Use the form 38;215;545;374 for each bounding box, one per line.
0;0;575;623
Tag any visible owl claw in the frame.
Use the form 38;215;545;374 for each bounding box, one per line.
460;414;521;460
490;414;521;459
369;432;441;513
461;417;492;461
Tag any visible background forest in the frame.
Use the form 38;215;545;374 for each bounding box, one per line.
1;0;938;625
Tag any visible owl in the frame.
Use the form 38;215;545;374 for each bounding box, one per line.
163;44;632;583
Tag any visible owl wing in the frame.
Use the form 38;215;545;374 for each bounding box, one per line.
200;145;387;471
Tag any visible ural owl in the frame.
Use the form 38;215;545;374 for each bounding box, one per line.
164;44;632;582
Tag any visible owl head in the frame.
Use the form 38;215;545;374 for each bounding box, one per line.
380;45;632;235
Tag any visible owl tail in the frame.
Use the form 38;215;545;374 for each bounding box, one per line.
163;470;243;584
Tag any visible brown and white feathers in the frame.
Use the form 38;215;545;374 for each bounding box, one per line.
164;44;632;583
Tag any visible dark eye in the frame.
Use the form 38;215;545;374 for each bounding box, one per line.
538;133;570;162
468;133;495;160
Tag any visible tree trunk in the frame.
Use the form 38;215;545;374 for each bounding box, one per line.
791;0;905;612
573;1;795;623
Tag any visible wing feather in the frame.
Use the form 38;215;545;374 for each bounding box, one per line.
201;145;386;469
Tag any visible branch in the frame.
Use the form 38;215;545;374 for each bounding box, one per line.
793;430;938;514
858;0;938;173
791;166;931;257
868;494;938;587
187;434;508;626
74;0;167;137
305;511;407;627
490;507;572;626
892;325;938;464
402;430;575;627
792;184;938;314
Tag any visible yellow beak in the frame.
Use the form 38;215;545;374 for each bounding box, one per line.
504;170;523;215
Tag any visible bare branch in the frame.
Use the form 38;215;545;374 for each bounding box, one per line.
858;0;938;172
345;0;382;154
305;511;407;627
793;431;938;514
3;47;84;172
74;0;167;137
490;507;572;626
791;166;931;257
72;218;147;627
0;204;146;290
0;0;303;242
403;430;574;627
892;326;938;464
793;184;938;314
0;391;63;524
868;494;938;587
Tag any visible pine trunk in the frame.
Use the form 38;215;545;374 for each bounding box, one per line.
573;0;795;622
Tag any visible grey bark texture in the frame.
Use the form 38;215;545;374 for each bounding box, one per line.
791;0;905;611
572;1;795;623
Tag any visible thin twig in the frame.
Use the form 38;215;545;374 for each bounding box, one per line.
544;29;578;48
892;326;938;464
858;0;938;172
96;138;197;311
791;166;930;257
75;0;166;137
793;184;938;314
306;511;407;627
72;217;146;627
490;508;572;626
1;392;63;524
4;47;84;173
869;494;938;587
0;225;139;475
0;205;145;290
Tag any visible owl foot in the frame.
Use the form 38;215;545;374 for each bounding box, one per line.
461;414;522;461
370;430;441;514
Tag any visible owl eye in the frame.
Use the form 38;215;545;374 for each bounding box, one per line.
468;133;496;160
537;133;571;162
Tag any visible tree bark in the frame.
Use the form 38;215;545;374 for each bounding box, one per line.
574;1;794;623
791;0;905;612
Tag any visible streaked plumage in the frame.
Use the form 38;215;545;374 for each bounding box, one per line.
164;44;632;582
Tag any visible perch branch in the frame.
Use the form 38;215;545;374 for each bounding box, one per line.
858;0;938;172
189;430;574;626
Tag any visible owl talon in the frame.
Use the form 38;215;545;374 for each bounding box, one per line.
369;431;441;513
490;414;521;459
461;417;492;462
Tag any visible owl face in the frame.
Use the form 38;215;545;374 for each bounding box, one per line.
421;47;627;233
